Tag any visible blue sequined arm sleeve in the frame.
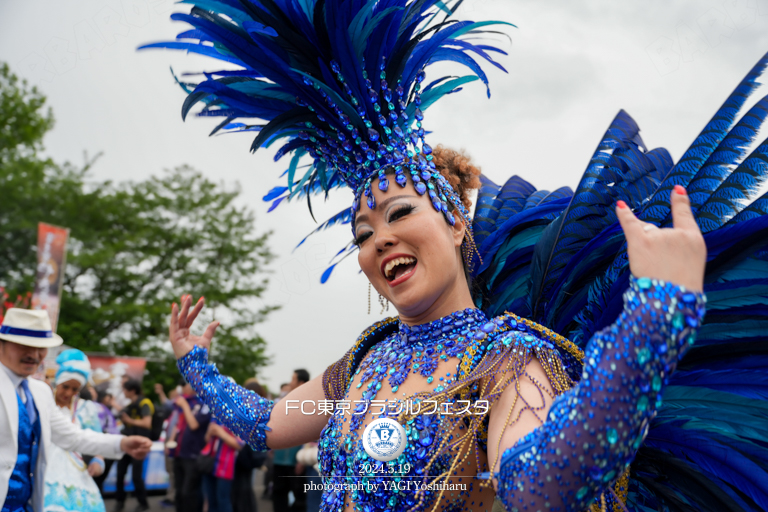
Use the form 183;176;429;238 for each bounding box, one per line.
177;345;273;451
496;277;706;511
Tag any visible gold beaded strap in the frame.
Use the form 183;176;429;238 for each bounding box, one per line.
504;312;584;365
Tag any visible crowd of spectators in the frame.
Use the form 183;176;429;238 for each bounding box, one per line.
79;367;320;512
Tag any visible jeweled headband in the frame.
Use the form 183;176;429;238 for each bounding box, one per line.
141;0;511;277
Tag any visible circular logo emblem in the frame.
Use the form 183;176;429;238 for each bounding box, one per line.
362;418;407;462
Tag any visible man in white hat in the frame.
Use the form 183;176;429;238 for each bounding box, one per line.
0;308;152;512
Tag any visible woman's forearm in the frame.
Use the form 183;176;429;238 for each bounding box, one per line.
178;346;274;450
497;277;706;511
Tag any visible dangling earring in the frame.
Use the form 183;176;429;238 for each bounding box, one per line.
378;292;390;314
368;282;390;314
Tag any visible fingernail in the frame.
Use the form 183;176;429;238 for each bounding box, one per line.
674;185;686;195
616;200;627;209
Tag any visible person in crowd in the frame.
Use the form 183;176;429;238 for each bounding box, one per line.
232;381;268;512
92;390;121;493
157;383;181;508
115;379;154;512
271;370;309;512
295;443;320;512
262;382;291;501
0;309;151;512
84;384;98;401
43;349;108;512
171;380;211;512
201;414;243;512
155;382;179;417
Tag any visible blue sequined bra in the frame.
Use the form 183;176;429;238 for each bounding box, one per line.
178;277;705;512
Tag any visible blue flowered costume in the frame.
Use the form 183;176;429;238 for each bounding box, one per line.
43;400;106;512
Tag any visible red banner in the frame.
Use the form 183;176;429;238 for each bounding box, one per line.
31;222;70;331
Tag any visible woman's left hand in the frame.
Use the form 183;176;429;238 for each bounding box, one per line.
87;460;104;477
616;185;707;292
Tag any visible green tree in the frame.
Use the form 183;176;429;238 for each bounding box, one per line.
0;62;275;389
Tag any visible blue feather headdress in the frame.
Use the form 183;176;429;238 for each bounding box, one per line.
141;0;512;274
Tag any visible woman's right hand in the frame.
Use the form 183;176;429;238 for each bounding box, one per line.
169;295;220;359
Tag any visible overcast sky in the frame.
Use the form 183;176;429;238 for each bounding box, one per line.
1;0;768;388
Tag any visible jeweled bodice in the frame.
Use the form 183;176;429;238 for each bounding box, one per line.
318;308;499;512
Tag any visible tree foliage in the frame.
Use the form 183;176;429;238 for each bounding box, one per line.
0;62;275;388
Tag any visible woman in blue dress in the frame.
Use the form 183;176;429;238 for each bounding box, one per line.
143;1;768;510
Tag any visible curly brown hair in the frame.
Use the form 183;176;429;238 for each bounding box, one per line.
431;145;482;211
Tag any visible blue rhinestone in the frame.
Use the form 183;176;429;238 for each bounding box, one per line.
415;182;427;194
652;375;662;392
637;277;652;290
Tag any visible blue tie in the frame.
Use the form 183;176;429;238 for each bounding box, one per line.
19;379;37;426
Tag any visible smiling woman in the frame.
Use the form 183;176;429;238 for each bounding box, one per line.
44;349;108;512
354;147;482;326
150;0;768;510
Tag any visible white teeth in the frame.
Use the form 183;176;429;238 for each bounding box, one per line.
384;257;416;279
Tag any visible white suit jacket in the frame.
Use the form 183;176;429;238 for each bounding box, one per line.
0;368;124;511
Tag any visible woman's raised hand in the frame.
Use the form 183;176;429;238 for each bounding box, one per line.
169;295;221;359
616;185;707;292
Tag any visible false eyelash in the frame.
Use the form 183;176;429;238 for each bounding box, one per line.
354;205;415;246
354;232;372;246
388;204;415;222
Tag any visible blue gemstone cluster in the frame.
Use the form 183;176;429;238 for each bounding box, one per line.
349;308;488;427
300;59;476;266
496;277;706;511
319;308;496;511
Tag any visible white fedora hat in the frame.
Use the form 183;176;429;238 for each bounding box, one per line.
0;308;64;348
